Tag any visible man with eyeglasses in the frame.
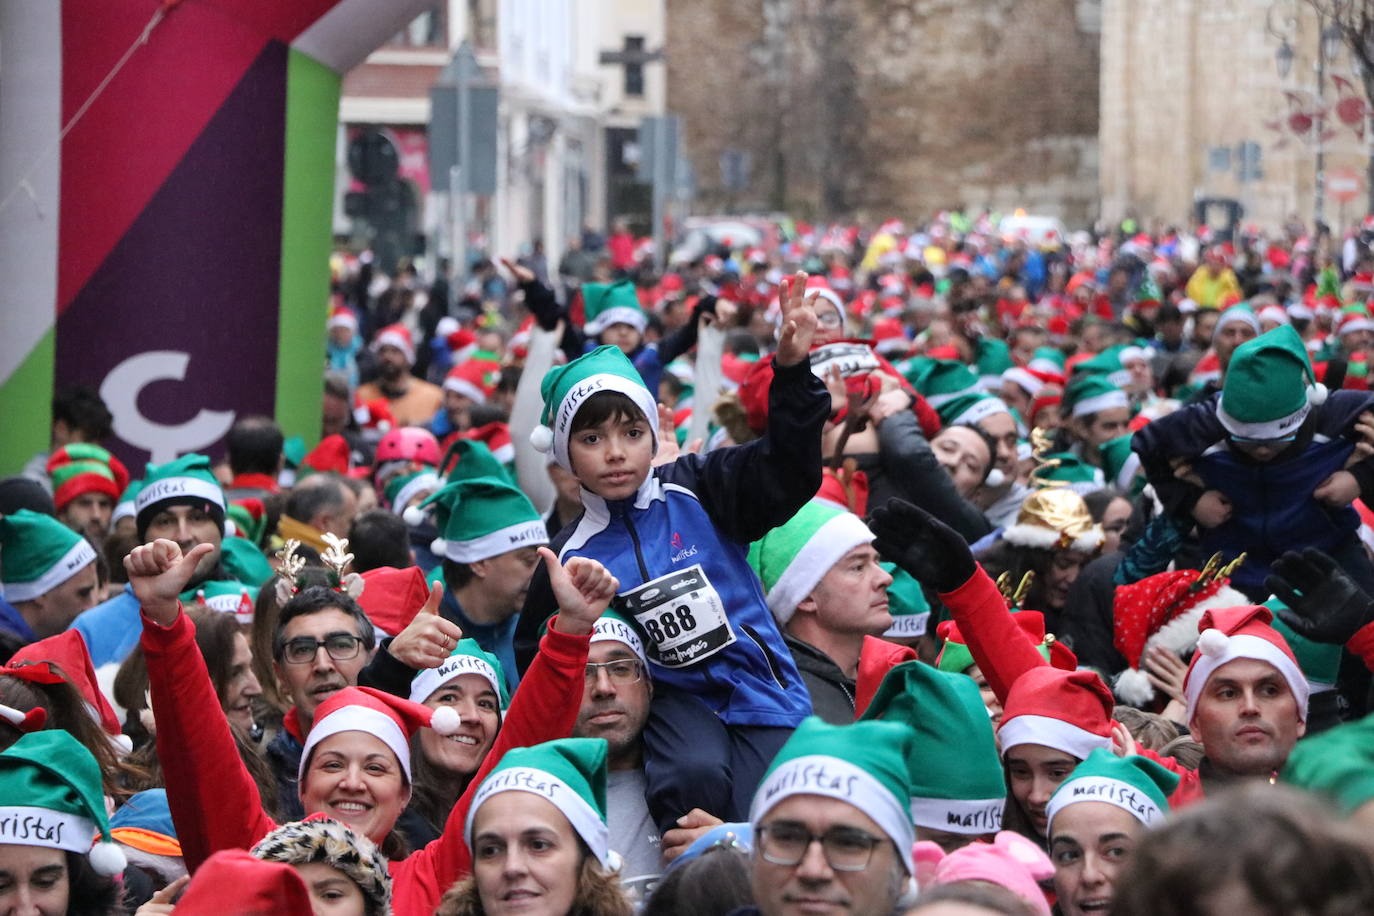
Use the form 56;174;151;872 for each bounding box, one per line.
570;610;660;898
742;716;917;916
264;584;376;820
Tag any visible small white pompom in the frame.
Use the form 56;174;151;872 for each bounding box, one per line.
429;705;460;735
1113;667;1155;706
1196;628;1229;658
1308;383;1328;406
985;468;1005;488
530;425;554;453
353;405;371;425
88;841;127;876
605;849;624;873
430;538;448;556
111;733;134;755
344;572;365;599
402;505;428;526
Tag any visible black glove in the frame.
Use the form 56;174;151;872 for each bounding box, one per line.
691;294;718;324
1264;547;1374;645
521;278;563;331
868;498;975;593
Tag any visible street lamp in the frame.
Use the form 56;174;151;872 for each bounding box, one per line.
1276;38;1295;78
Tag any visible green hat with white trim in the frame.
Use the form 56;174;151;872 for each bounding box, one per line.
909;359;980;408
591;607;648;664
408;638;510;709
937;392;1014;428
881;564;930;639
1074;345;1131;387
110;479;143;528
420;477;547;563
750;716;917;875
747;500;875;627
184;580;259;625
1219;324;1327;440
467;737;613;869
1033;452;1106;495
0;510;98;604
1028;347;1067;375
134;454;226;539
1098;434;1141;493
1062;373;1129;419
386;470;441;518
1267;598;1342;690
0;730;127;875
1045;749;1178;831
583;280;647;336
1281;712;1374;814
860;661;1005;836
529;345;659;471
439;437;514;486
974;338;1014;390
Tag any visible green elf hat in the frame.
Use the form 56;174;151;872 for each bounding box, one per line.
466;737;613;869
1218;325;1327;440
1134;275;1163;306
1045;748;1179;831
387;470;441;521
974;338;1015;390
1033;451;1106;495
1062;373;1129;420
937;392;1014;428
860;661;1005;836
0;510;98;603
1267;598;1342;691
110;479;143;528
437;437;513;486
1074;345;1131;388
1028;347;1067;376
134;454;226;539
529;345;660;471
1281;712;1374;814
419;476;547;563
219;535;274;588
185;580;259;625
226;499;267;546
582;280;647;336
0;729;127;875
591;607;648;664
1098;434;1141;493
408;638;510;709
881;563;930;639
909;359;980;408
747;500;875;626
750;716;917;875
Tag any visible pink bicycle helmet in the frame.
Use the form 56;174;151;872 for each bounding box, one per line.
373;426;440;466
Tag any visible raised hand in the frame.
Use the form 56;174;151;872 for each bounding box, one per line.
539;547;620;636
498;256;536;285
1265;547;1374;645
125;539;215;627
134;874;189;915
868;498;976;593
661;808;724;862
652;403;682;467
386;581;464;670
775;271;820;368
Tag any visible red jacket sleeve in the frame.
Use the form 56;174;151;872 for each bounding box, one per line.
1348;621;1374;672
1136;747;1206;809
142;607;278;871
938;566;1048;706
391;616;590;916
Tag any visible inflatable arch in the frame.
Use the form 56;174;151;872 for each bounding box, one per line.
0;0;437;472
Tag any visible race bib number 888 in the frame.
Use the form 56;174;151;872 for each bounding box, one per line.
619;564;735;668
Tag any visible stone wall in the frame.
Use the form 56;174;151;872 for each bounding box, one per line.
665;0;1102;225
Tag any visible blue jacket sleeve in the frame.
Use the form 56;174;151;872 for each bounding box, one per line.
664;357;828;544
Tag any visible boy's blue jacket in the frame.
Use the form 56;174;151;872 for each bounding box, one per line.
1132;389;1374;590
515;359;830;726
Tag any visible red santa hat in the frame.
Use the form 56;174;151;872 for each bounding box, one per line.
443;356;501;404
9;632;131;752
997;667;1115;761
508;316;534;361
462;421;515;465
1183;605;1308;722
302;434;351;475
371;323;416;365
327;307;358;333
299;686;460;782
1111;560;1249;706
871;317;910;357
447;327;479;364
804;275;844;312
352;397;395;432
175;849;313;916
356;566;431;638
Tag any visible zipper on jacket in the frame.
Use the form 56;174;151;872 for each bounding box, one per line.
742;624;790;689
622;510;651;582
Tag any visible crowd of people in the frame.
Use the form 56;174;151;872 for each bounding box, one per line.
6;211;1374;915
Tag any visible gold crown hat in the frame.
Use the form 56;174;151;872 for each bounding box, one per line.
1002;487;1105;553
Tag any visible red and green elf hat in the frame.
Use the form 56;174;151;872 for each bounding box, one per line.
46;444;129;512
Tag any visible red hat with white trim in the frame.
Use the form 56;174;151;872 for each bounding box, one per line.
327;307;358;333
443;353;502;404
371;323;416;365
871;317;910;356
997;667;1115;761
10;631;130;752
1183;605;1308;722
299;686;460;782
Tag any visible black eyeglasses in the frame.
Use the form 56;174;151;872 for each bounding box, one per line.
584;659;644;685
756;823;884;872
281;633;365;665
